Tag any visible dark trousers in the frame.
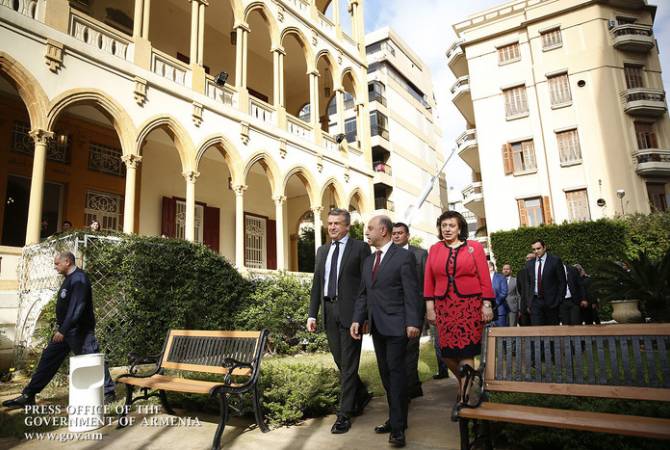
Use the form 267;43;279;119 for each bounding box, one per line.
24;331;115;397
431;325;449;375
372;329;408;433
560;299;581;325
581;306;600;325
324;301;365;417
405;334;421;393
530;296;559;326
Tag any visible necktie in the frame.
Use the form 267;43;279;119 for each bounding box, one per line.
537;258;543;296
371;250;383;281
327;241;340;298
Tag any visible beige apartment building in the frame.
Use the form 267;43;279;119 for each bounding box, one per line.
447;0;669;235
364;27;448;245
0;0;375;366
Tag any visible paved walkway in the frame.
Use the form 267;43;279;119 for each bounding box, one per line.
0;377;461;450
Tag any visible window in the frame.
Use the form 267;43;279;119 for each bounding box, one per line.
368;81;387;106
566;189;591;222
175;200;204;243
503;140;537;174
503;85;528;118
517;197;545;227
12;121;70;163
88;143;125;177
344;117;357;144
298;104;311;122
647;183;668;212
541;28;562;50
370;111;389;140
557;129;582;164
635;122;657;149
244;214;267;269
624;64;644;89
84;191;123;231
548;73;572;105
498;42;520;64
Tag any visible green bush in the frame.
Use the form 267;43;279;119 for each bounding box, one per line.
489;392;670;450
622;212;670;260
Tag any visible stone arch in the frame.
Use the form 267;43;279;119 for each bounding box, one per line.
135;115;194;172
47;89;136;157
244;1;280;48
0;52;49;130
195;134;243;186
242;151;281;195
280;27;316;73
316;49;339;87
341;66;365;101
347;187;370;213
227;0;244;24
319;177;346;209
281;165;319;206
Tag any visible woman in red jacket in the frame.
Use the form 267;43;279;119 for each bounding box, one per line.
424;211;494;394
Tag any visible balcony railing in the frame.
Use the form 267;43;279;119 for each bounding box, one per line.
462;182;483;201
322;132;338;153
249;97;275;125
206;77;237;108
152;49;190;86
1;0;37;18
286;0;310;14
625;89;665;103
373;161;392;175
446;39;464;61
70;9;132;61
612;24;653;38
611;23;654;52
633;149;670;176
456;129;477;150
318;11;335;36
375;197;394;212
287;115;312;140
624;88;667;117
371;125;389;141
369;91;387;107
450;76;470;95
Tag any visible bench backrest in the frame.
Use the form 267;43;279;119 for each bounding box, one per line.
159;330;267;376
482;324;670;402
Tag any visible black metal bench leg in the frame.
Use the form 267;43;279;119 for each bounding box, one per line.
482;420;493;450
211;392;229;450
158;390;175;415
117;384;134;429
252;384;269;433
459;418;470;450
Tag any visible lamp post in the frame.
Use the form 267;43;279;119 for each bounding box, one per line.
616;189;626;215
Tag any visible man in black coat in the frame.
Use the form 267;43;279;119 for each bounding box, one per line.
351;215;421;447
308;208;372;434
392;222;429;399
526;240;566;326
574;263;600;324
560;264;585;325
3;251;115;408
516;253;536;326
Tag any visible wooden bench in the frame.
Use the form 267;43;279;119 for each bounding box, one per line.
454;324;670;450
116;329;269;450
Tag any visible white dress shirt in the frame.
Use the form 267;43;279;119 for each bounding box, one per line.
374;240;394;266
323;234;349;297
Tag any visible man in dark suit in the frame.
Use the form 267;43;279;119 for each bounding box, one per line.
526;240;566;326
2;251;115;409
351;215;421;447
560;264;585;325
516;253;536;326
308;208;372;434
488;261;509;326
574;263;600;324
391;222;429;399
502;264;521;326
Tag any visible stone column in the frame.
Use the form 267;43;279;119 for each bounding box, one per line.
121;154;142;234
189;0;200;65
273;47;286;109
183;170;200;241
335;87;345;135
133;0;145;38
233;184;247;268
311;206;323;254
273;195;286;270
25;129;53;245
235;24;249;89
132;0;152;68
309;70;321;143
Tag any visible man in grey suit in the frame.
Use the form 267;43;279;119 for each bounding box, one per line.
392;222;428;399
351;215;421;447
502;264;521;326
308;209;372;434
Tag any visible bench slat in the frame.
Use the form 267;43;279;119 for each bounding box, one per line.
563;336;573;384
644;336;658;387
458;402;670;440
608;336;619;385
542;338;551;383
584;336;596;385
488;324;670;337
632;336;644;386
573;336;583;384
484;380;670;402
118;374;241;394
596;336;607;385
657;336;669;388
523;336;532;382
620;336;632;386
496;336;504;380
514;336;522;382
533;337;542;382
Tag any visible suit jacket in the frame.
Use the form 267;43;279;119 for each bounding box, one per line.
517;267;531;313
526;253;567;309
565;265;584;304
309;237;370;327
408;245;428;322
491;272;509;325
354;244;421;337
505;276;521;313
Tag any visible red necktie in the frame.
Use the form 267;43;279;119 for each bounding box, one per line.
537;258;543;296
371;250;382;281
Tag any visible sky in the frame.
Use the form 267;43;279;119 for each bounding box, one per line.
362;0;670;196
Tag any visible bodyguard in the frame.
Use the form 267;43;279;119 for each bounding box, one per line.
2;251;115;408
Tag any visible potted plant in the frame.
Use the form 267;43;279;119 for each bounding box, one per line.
593;249;670;323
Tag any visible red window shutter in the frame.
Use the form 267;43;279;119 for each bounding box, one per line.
542;196;553;224
503;143;514;175
267;219;277;270
517;199;529;227
203;206;220;252
161;197;176;238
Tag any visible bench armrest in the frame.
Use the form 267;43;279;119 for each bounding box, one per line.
222;357;254;386
117;352;163;380
452;364;485;421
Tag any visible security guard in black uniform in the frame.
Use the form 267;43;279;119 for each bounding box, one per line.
2;251;115;408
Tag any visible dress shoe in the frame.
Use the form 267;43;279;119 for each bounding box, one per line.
104;392;116;405
408;386;423;399
433;371;450;379
389;431;406;447
331;416;351;434
352;391;373;416
2;393;35;409
374;421;392;434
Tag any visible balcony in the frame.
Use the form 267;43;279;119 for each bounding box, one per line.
456;129;479;172
611;24;655;53
623;89;667;117
374;197;394;213
450;76;475;124
462;182;485;218
372;161;393;187
446;39;467;78
633;149;670;177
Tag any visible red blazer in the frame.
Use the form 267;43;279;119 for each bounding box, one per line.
424;240;495;301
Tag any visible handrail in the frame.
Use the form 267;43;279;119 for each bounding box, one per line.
69;8;132;60
151;49;190;86
450;76;470;94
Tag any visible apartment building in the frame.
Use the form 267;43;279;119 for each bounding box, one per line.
447;0;669;235
363;27;448;245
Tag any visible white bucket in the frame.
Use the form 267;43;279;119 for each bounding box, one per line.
68;353;105;432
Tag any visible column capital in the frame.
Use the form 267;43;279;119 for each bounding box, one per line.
232;184;248;196
29;129;54;145
310;205;323;214
189;0;209;5
121;154;143;169
182;170;200;183
273;195;287;204
308;69;320;78
234;21;250;32
272;46;287;56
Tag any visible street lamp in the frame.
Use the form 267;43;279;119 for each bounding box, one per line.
616;189;626;215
